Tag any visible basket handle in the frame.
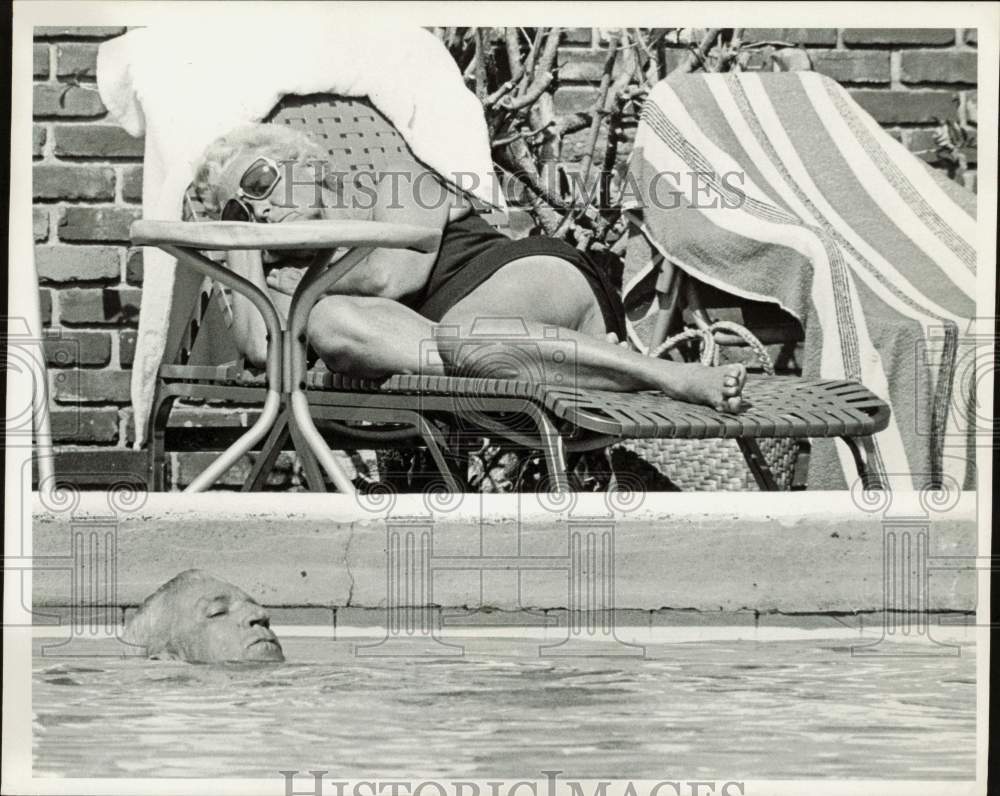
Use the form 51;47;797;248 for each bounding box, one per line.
651;320;775;375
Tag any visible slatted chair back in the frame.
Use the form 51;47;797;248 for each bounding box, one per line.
265;94;509;231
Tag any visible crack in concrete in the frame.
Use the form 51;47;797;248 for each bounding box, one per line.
343;521;356;607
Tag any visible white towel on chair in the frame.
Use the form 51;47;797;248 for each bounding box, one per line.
97;21;504;447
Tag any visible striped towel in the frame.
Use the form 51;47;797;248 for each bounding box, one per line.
623;72;977;490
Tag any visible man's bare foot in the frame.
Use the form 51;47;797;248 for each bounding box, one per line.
659;362;747;413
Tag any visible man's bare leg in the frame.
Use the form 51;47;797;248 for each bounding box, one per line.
438;256;747;412
306;294;445;378
283;258;746;412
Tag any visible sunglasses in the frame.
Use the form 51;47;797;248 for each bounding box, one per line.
220;156;282;222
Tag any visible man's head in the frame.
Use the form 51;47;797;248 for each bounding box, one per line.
123;570;284;663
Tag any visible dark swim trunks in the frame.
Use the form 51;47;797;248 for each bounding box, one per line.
412;213;627;341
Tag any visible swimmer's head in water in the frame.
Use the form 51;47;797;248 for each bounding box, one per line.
123;570;284;663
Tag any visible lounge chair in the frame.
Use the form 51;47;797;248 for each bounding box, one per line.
132;93;891;493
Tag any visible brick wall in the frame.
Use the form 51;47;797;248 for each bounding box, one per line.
31;27;979;489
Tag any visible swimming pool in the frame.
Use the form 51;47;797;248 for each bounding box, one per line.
33;631;976;780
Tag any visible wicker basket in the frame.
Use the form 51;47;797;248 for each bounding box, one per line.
614;321;802;491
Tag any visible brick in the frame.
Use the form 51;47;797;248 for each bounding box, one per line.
53;124;144;159
44;330;113;367
33;164;115;201
908;129;977;166
843;28;955;47
849;89;957;124
50;368;131;403
56;43;99;79
557;47;626;83
554;86;600;115
173;451;295;489
33;84;106;118
33;208;48;242
561;28;596;47
900;51;977;85
50;408;120;443
58;206;141;242
119;329;136;367
51;449;148;489
563;126;610;162
58;287;141;325
125;249;143;285
810;50;890;84
964;29;977;46
172;452;252;489
907;129;944;161
36;245;121;283
742;28;838;47
40;289;52;325
122;166;143;202
34;26;127;39
34;43;49;78
657;49;687;74
33;125;46;158
126;405;262;446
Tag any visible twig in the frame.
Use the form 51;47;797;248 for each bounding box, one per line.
474;28;489;100
503;27;561;111
505;28;524;83
680;28;722;73
521;28;544;90
578;31;620;187
485;80;518;108
492;121;555;147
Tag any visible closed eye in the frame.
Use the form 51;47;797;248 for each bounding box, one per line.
207;607;228;619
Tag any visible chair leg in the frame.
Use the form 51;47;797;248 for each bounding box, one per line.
648;259;683;354
736;438;780;491
288;390;357;494
243;408;291;492
412;413;464;493
148;390;178;492
842;435;882;490
523;405;571;492
287;413;328;492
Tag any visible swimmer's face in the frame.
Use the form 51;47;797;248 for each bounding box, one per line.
130;572;284;663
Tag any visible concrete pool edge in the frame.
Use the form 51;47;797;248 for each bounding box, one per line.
29;491;978;613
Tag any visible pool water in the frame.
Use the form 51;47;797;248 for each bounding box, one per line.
33;635;976;780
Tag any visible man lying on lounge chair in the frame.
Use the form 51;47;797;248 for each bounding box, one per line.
192;124;747;413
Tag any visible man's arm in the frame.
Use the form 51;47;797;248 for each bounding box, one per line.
319;159;453;301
